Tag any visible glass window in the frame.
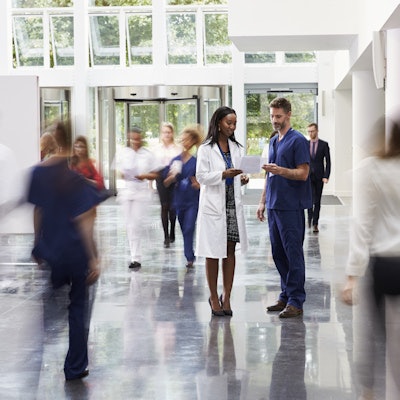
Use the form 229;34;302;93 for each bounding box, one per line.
204;13;231;65
13;16;44;67
89;15;120;66
89;0;151;5
50;16;74;66
167;0;227;4
126;14;152;65
246;91;317;157
245;52;276;64
167;13;197;65
285;51;316;63
12;0;73;6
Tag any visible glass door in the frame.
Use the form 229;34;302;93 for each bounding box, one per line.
111;97;200;191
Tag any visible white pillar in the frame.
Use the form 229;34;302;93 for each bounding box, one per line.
73;1;89;138
351;70;385;211
0;1;10;74
352;70;385;166
385;29;400;139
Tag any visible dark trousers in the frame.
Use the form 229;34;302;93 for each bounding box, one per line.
307;174;324;226
50;259;90;380
177;204;198;262
267;209;306;309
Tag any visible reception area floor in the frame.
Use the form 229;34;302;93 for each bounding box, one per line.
0;191;375;399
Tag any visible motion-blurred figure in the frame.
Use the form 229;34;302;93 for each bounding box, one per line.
163;124;203;269
115;127;161;269
342;119;400;400
27;121;102;381
153;122;182;248
40;132;57;161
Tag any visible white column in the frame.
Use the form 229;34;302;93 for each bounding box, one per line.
231;46;245;148
351;70;385;209
73;1;89;138
0;1;10;74
352;70;385;166
385;29;400;140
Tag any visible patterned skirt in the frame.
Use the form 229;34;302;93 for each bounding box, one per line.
226;184;240;242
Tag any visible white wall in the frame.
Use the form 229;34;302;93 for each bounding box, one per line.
333;89;353;198
0;76;40;233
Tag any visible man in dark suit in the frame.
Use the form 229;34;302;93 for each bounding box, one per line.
307;123;331;233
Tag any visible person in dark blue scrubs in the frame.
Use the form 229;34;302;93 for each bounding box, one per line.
28;122;102;381
257;98;312;318
164;125;203;268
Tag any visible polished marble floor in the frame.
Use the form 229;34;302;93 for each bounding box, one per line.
0;191;369;399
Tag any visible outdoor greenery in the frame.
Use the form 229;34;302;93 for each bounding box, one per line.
204;13;231;64
285;52;316;63
245;52;276;64
127;14;152;65
167;13;197;64
246;93;316;155
13;0;72;6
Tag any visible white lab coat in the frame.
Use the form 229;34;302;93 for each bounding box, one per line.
195;139;248;259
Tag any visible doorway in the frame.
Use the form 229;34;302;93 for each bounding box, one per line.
244;84;318;187
99;85;225;193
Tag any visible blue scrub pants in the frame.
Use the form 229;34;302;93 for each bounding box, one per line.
177;204;198;263
51;259;90;380
267;209;306;309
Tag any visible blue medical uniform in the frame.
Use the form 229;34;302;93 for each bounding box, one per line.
28;158;102;380
170;155;199;263
266;128;312;309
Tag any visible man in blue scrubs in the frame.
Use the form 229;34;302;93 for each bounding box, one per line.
257;98;312;318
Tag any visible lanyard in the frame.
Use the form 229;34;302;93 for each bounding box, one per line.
217;143;233;185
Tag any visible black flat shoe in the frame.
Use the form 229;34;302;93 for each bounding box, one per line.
164;239;170;248
219;294;233;316
208;298;224;317
66;369;89;381
129;261;141;269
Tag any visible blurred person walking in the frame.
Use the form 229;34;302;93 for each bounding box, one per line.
153;122;182;248
163;125;203;269
115;127;161;269
342;120;400;400
28;121;102;381
70;135;105;191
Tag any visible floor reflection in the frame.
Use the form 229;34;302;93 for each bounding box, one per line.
0;195;360;399
270;320;306;400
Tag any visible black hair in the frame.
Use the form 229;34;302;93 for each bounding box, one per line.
204;106;241;147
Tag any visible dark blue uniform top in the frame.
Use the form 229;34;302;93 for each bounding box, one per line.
266;128;312;210
28;158;102;265
168;155;199;210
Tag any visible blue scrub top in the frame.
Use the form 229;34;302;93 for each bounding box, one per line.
28;158;103;264
168;154;199;210
266;128;312;210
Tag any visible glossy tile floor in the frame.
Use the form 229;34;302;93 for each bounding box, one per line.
0;191;367;399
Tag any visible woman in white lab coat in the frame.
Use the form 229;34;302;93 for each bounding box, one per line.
196;106;249;317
